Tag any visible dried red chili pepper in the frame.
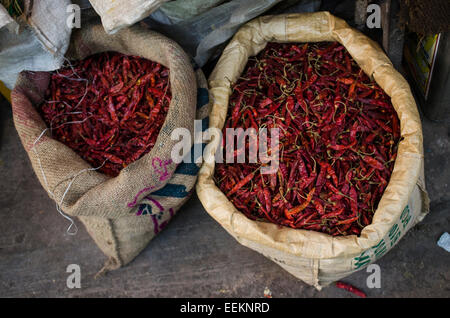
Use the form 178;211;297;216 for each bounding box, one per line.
40;51;171;177
335;281;367;298
285;187;315;219
227;171;255;196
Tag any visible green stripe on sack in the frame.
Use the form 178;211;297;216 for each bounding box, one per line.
152;183;189;198
173;142;207;176
155;89;209;196
174;117;209;176
197;88;209;109
352;205;410;270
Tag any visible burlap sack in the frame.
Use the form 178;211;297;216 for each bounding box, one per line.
11;24;211;272
196;12;430;289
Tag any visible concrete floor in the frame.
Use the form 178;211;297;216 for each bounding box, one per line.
0;92;449;297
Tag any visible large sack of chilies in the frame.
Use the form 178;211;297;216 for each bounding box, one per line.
197;12;429;289
11;23;210;273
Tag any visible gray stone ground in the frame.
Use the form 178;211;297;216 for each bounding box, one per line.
0;95;449;298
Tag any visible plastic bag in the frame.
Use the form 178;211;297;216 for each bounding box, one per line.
89;0;169;34
144;0;290;66
0;0;71;89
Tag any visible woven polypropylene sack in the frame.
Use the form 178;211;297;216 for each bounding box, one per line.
196;12;429;289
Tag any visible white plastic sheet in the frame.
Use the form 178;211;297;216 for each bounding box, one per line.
0;1;71;89
89;0;169;34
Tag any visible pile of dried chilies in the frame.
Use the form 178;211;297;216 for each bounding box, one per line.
39;51;171;177
215;42;401;236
